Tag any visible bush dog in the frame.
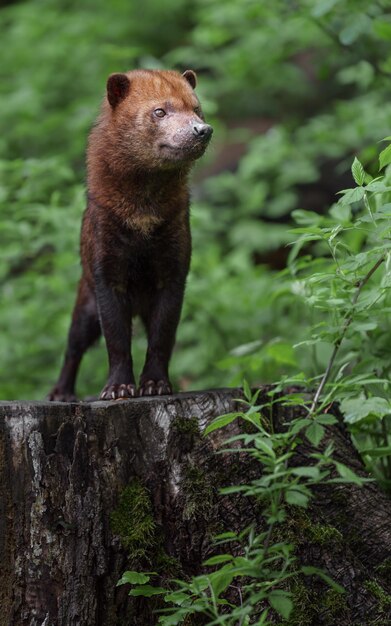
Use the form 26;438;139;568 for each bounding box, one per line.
48;69;212;401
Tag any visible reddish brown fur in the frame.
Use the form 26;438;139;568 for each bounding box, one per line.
48;69;212;401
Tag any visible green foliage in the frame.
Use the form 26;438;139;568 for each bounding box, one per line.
117;571;156;586
119;390;352;625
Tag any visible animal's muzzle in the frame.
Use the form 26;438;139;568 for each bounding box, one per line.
192;123;213;141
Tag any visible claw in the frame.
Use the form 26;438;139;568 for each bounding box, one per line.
127;384;136;397
100;383;137;400
138;379;172;397
47;388;78;402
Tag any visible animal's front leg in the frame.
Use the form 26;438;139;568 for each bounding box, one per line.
139;284;185;396
95;273;136;400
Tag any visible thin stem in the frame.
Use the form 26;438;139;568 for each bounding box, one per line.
309;254;386;416
236;585;245;626
262;520;275;557
207;580;219;617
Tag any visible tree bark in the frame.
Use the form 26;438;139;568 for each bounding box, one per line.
0;389;390;626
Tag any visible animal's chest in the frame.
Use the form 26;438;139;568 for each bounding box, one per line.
113;229;175;291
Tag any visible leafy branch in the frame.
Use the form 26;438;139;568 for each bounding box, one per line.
309;254;386;416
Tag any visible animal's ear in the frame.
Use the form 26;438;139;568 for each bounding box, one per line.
182;70;197;90
107;73;130;108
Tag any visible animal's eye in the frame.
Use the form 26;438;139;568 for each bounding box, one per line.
194;107;202;117
154;108;166;118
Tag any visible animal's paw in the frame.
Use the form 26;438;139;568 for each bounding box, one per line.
100;383;137;400
138;379;172;397
47;388;78;402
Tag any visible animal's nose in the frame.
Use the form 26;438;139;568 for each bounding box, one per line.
193;123;213;140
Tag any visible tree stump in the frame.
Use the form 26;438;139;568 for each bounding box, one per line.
0;389;390;626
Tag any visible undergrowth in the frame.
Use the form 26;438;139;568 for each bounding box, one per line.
118;148;391;623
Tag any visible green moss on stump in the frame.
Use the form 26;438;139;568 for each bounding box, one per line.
110;479;157;563
111;479;183;579
364;579;391;616
155;546;182;578
322;589;349;624
280;578;314;626
279;578;348;626
182;464;214;521
375;557;391;586
276;509;343;548
172;415;200;436
306;522;343;545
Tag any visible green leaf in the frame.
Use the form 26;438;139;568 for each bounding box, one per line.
351;157;365;186
209;568;235;597
316;414;338;425
364;180;391;192
220;486;248;495
312;0;340;18
189;576;210;594
214;531;237;541
129;585;166;597
253;611;270;625
291;209;323;226
302;566;345;593
231;339;262;356
159;611;191;626
339;14;371;45
163;591;190;606
329;203;351;223
340;396;391;424
242;379;252;401
266;341;297;366
379;144;391;170
290;418;312;434
291;466;320;479
337;187;365;205
374;19;391;40
203;554;233;566
204;412;241;436
269;590;293;619
255;438;276;458
305;422;325;447
335;462;364;485
285;488;309;507
117;571;153;586
361;446;391;458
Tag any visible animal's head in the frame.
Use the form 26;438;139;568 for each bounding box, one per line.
102;69;213;171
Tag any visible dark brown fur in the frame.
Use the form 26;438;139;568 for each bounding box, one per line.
48;69;212;401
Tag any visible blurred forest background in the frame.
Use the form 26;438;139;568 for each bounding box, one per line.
1;0;391;402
